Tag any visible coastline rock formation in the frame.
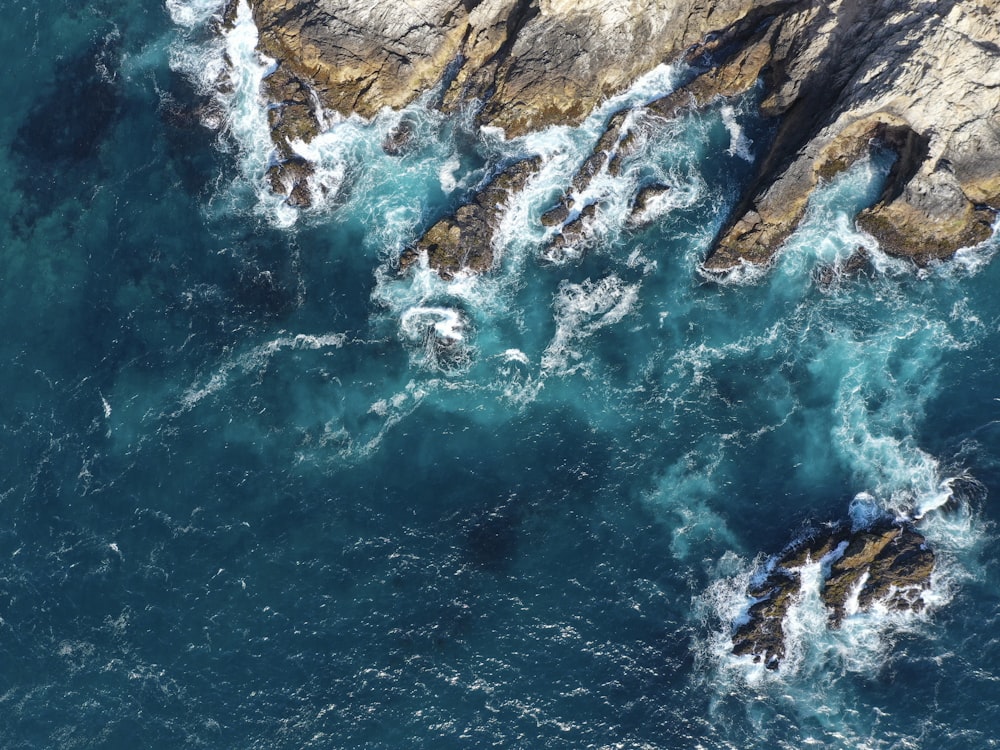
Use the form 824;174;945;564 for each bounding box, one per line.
398;156;543;278
237;0;1000;273
731;517;935;670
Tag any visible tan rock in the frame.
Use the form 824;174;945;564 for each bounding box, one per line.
706;0;1000;271
239;0;1000;271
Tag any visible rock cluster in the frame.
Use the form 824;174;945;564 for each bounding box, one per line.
233;0;1000;273
731;518;935;669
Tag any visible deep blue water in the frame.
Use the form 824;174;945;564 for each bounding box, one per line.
3;1;1000;747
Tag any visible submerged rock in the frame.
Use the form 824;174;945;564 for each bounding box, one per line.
399;156;543;279
731;517;934;670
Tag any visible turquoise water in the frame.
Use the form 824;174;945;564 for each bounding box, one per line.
3;1;1000;747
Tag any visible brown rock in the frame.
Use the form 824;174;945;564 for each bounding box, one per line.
703;2;1000;273
238;0;1000;264
547;202;600;258
261;65;322;157
266;156;314;207
732;517;935;668
245;0;774;138
629;183;672;227
400;156;543;278
731;569;799;669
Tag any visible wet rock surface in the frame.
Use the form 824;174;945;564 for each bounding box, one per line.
702;2;1000;272
731;517;935;670
266;155;315;208
245;0;769;138
814;247;874;287
629;183;672;227
547;202;601;260
399;156;543;279
238;0;1000;270
382;115;419;157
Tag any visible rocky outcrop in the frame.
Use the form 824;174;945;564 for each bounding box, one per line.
399;156;543;278
244;0;781;137
814;246;874;287
703;2;1000;272
629;184;672;227
731;517;935;670
238;0;1000;275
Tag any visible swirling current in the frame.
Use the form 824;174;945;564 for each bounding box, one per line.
2;1;1000;747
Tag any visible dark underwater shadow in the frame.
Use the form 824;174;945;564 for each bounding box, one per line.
10;32;122;231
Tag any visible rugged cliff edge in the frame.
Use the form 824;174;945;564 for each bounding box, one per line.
238;0;1000;272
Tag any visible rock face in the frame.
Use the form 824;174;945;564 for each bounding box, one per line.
703;1;1000;272
245;0;771;137
731;518;935;670
240;0;1000;274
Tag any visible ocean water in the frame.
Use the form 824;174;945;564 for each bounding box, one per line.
3;1;1000;747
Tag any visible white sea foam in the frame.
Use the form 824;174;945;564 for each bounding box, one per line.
928;215;1000;278
542;276;640;375
770;154;894;282
326;379;436;461
502;349;530;365
166;0;223;28
721;105;754;162
168;0;304;224
397;305;476;374
848;493;883;530
439;155;461;193
400;306;466;342
699;472;985;702
177;331;348;412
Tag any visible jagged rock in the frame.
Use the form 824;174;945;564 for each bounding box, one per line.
540;110;630;229
732;517;934;669
399;156;543;279
266;155;314;207
542;26;777;239
703;1;1000;272
540;201;571;229
815;246;874;287
261;65;322;157
629;183;672;227
731;569;798;669
209;0;241;34
548;202;600;258
382;115;419;156
241;0;1000;265
245;0;769;138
